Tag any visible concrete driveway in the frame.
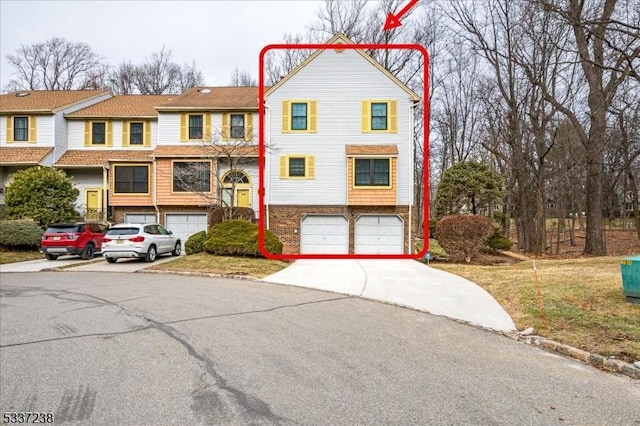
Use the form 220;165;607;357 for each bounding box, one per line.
262;259;516;332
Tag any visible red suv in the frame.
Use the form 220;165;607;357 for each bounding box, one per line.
41;222;109;260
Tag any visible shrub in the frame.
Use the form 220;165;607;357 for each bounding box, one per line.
436;214;494;262
0;220;44;249
4;166;78;227
203;220;282;257
208;206;255;228
486;231;513;252
184;231;207;255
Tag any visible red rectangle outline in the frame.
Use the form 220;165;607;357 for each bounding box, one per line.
258;42;429;260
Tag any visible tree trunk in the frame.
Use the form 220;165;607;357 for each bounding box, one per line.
583;111;607;255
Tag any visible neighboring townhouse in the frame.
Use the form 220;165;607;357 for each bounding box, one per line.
152;86;260;242
60;95;173;221
0;90;111;205
264;34;422;255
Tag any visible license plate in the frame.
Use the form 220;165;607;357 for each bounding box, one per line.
116;240;124;244
53;236;61;241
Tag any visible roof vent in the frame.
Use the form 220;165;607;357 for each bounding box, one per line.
199;88;212;94
15;92;30;97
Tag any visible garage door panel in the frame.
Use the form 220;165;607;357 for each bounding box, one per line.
301;215;349;254
124;214;156;224
165;214;208;247
355;215;403;254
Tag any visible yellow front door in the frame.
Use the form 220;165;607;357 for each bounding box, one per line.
236;189;250;207
86;190;100;220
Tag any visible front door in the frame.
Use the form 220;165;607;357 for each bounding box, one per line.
236;189;250;207
86;190;100;220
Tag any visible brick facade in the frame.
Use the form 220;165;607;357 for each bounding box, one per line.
266;204;416;254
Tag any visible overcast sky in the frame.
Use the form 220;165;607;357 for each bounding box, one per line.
0;0;325;90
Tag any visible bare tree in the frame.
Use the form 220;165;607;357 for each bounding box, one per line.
308;0;370;42
229;68;257;86
134;46;204;95
263;33;314;86
108;61;137;94
170;126;260;221
523;0;640;255
4;37;108;91
176;61;205;93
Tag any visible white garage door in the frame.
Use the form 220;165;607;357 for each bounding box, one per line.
300;215;349;254
355;215;404;254
124;213;156;224
165;214;208;246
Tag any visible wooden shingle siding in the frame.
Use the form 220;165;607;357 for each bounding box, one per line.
155;158;217;205
347;157;397;205
108;163;154;206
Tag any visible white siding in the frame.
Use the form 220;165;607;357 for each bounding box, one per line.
35;115;55;147
54;112;67;162
157;112;181;145
157;112;258;145
67;120;86;149
0;114;54;147
66;169;104;215
55;92;111;159
266;48;415;206
0;116;6;146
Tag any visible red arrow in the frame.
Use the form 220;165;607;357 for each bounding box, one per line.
383;0;419;31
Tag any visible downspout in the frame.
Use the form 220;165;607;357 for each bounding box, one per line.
153;156;160;223
264;104;270;230
408;100;414;255
102;164;109;224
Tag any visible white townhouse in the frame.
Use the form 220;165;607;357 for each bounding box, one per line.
264;34;422;255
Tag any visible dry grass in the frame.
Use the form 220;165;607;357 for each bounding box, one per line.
433;257;640;362
0;249;42;264
146;252;290;279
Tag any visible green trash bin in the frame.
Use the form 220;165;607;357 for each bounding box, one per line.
620;255;640;304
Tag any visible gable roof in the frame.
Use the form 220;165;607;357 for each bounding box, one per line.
155;87;262;111
65;95;174;119
265;34;420;101
0;90;111;114
0;147;53;165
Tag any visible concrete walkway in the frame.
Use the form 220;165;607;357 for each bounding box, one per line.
261;259;516;332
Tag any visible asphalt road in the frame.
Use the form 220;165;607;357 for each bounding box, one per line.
1;272;639;425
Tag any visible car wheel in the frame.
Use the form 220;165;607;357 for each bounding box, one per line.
106;257;117;264
44;253;58;261
172;242;181;256
145;245;157;262
81;243;95;260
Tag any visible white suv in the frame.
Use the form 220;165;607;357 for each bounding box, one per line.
102;223;181;263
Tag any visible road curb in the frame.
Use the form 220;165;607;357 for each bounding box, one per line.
141;269;260;281
512;333;640;380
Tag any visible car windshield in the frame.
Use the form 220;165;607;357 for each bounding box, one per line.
45;225;79;233
106;227;139;236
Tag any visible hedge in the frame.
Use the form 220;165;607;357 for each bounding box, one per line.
0;220;44;249
203;220;282;257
